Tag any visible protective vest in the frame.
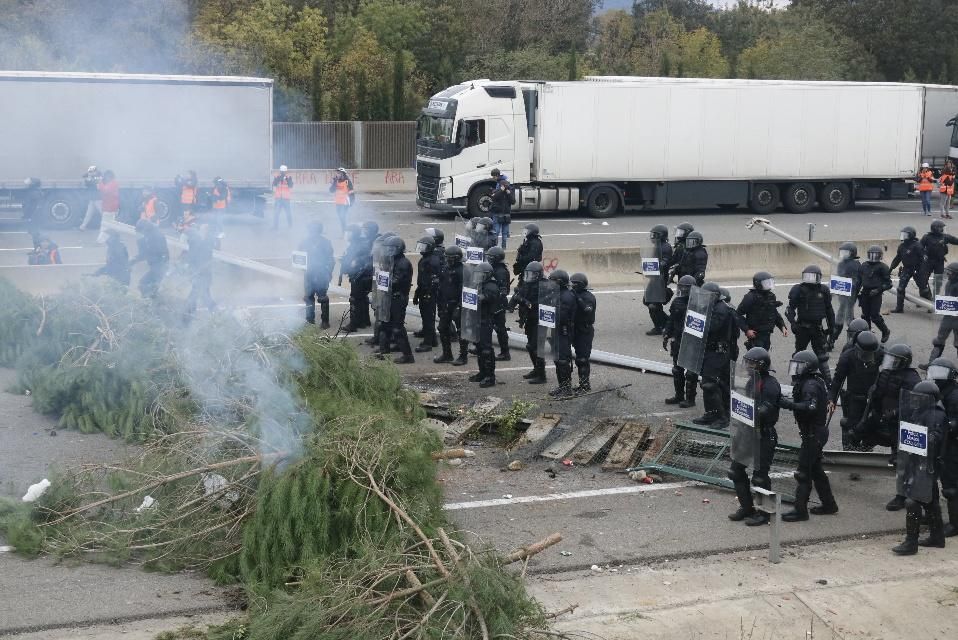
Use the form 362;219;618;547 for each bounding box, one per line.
492;262;511;302
140;196;157;221
558;289;578;332
837;349;880;395
875;369;920;414
666;295;689;343
478;280;500;321
894;239;924;269
918;169;935;192
940;173;955;195
439;263;463;305
213;185;231;209
750;374;781;428
792;377;828;427
334;179;351;205
180;185;196;205
859;262;890;290
923;233;951;262
743;290;780;332
795;284;829;323
574;290;597;328
274;176;292;200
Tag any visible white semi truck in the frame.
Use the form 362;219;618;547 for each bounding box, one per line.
415;76;958;217
0;71;273;227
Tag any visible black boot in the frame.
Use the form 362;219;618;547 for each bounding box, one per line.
918;503;946;548
679;378;697;409
783;481;811;522
549;363;573;398
320;300;330;329
528;358;548;385
892;510;921;555
729;480;754;522
945;499;958;538
496;348;511;361
365;321;380;346
433;339;454;363
452;343;468;366
891;291;905;313
574;375;591;394
692;411;720;425
876;318;891;343
645;327;663;336
415;341;434;353
522;351;538;379
665;374;685;405
479;351;496;388
886;494;906;511
810;467;838;515
468;352;486;382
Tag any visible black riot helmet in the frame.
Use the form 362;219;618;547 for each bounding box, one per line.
476;217;493;233
361;220;379;239
853;330;880;363
946;262;958;281
932;219;946;234
753;271;775;291
677;275;696;296
701;281;721;296
846;318;870;342
523;223;540;238
788;350;820;378
900;226;917;241
549;269;570;288
838;242;858;261
345;224;362;242
743;347;771;374
801;264;823;285
880;343;913;371
307;221;324;237
720;287;732;304
866;245;884;262
685;231;704;249
384;235;406;256
570;272;589;292
475;261;494;282
650;224;669;241
444;245;463;264
416;236;435;255
486;246;505;264
927;357;958;384
674;222;694;242
424;227;444;245
912;379;942;401
523;261;544;283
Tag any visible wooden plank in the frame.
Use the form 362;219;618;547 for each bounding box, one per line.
540;421;598;461
633;417;673;466
517;413;561;446
443;396;505;445
601;422;651;471
570;419;626;466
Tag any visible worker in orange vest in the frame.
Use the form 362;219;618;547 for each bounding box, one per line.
328;168;355;237
210;177;230;247
139;187;158;223
272;164;294;230
939;162;955;220
917;162;935;216
175;170;198;230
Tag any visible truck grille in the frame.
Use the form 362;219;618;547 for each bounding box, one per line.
417;161;440;203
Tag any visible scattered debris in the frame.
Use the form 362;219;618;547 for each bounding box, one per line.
553;382;633;402
561;459;574;467
0;545;14;553
702;498;711;504
603;422;651;471
816;579;828;585
590;565;602;572
442;396;505;444
545;603;579;619
134;495;156;513
849;472;861;481
559;551;573;557
21;479;50;503
507;460;523;471
517;413;561;446
571;418;628;465
502;494;513;499
431;448;476;460
629;470;647;482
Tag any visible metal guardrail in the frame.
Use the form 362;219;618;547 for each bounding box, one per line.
273;121;415;170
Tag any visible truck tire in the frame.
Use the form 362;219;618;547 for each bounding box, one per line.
154;195;175;225
819;182;852;213
748;184;779;215
42;194;83;228
586;185;620;218
783;183;816;214
467;184;495;218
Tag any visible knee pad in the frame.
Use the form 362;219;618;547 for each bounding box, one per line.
943;488;958;500
701;380;718;394
793;471;809;483
933;338;946;349
318;295;329;304
727;464;747;483
575;357;589;368
526;344;536;354
751;475;772;491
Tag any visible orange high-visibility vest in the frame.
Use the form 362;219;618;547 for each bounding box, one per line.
918;169;935;192
212;185;231;209
140;196;157;221
274;176;292;200
334;179;351;205
180;185;197;205
940;173;955;195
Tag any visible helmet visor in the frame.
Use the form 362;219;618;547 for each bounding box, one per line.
855;345;877;363
927;364;953;381
685;237;699;248
416;242;429;254
523;270;539;283
760;277;775;291
476;223;487;232
802;272;820;284
900;232;909;241
838;249;851;260
744;358;764;373
384;245;399;257
787;360;808;377
675;227;687;239
867;251;882;262
880;353;901;371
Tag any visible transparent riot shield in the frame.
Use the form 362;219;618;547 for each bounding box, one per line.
896;389;938;504
677;286;716;376
729;366;760;468
830;260;857;326
291;250;308;271
460;263;480;343
375;254;394;324
642;239;669;304
537;278;560;356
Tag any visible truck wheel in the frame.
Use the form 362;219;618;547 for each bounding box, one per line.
154;195;175;225
42;194;83;228
467;184;495;218
819;182;851;213
783;183;816;214
586;186;620;218
748;184;779;215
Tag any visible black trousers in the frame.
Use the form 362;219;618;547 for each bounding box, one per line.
795;425;835;509
745;330;772;351
305;280;330;324
859;292;886;327
573;327;594;378
493;309;509;352
380;300;412;356
793;325;827;355
138;261;167;298
728;425;778;511
418;295;437;341
646;302;668;330
839;392;869;449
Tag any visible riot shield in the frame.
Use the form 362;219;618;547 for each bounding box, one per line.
729;367;760;468
642;240;669;304
896;389;937;504
375;254;394;323
677;285;715;375
465;228;486;265
291;250;308;271
537;278;560;356
460;263;480;343
830;261;856;325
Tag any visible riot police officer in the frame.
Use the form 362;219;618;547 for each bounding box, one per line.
475;217;497;251
736;271;787;351
919;219;958;297
549;270;579;399
668;222;695;280
486;246;512;360
571;273;596;394
841;318;872;353
424;226;445;253
829;330;882;450
366;232;396;347
663;275;698;408
378;235;415;364
342;225;373;332
858;245;893;342
644;224;673;335
890;226;930;312
360;220;380;252
920;261;958;369
926;357;958;538
728;347;787;526
830;242;862;350
851;343;921;510
434;246;467;365
675;231;708;285
413;236;442;352
509;261;548;384
786;265;835;385
299;222;335;328
781;350;839;522
468;262;501;388
513;223;544;277
693;282;735;428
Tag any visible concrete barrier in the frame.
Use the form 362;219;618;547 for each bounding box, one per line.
277;169;416;194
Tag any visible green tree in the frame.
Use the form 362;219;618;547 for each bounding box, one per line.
630;8;683;76
392;48;406;120
676;27;729;78
592;9;636;76
310;54;325;120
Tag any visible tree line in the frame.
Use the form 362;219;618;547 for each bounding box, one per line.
1;0;956;121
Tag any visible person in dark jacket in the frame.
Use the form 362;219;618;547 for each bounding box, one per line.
130;220;169;298
693;282;735;428
781;350;839;522
509;261;548;384
571;272;596;393
513;223;544;276
183;225;217;321
786;265;835;385
469;261;501;387
378;235;415;364
829;242;862;350
920;261;958;369
890;226;931;312
28;236;62;265
675;231;708;285
434;246;467;366
737;271;787;351
926;357;958;538
298;222;335;328
93;229;130;286
918;219;958;297
663;275;698;408
858;245;893;343
549;270;579;399
413;236;443;351
487;246;512;360
20;177;43;247
667;222;695;281
644;224;673;336
829;330;882;450
341;225;372;332
489;169;512;249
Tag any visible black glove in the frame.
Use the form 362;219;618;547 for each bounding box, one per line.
662;335;669;351
869;288;881;297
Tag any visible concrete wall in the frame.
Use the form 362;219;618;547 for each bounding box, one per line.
278;169;416;194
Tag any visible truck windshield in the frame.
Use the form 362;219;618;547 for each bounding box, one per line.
417;115;458;159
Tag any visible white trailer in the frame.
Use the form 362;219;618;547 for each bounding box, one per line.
415;77;958;217
0;71;273;227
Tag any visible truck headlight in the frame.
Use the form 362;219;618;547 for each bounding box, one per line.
437;178;450;199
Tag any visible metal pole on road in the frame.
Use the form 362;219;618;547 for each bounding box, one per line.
746;217;934;312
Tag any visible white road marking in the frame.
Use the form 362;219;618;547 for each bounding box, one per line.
542;231;651;238
0;246;83;251
0;231;29;235
443;481;698;511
